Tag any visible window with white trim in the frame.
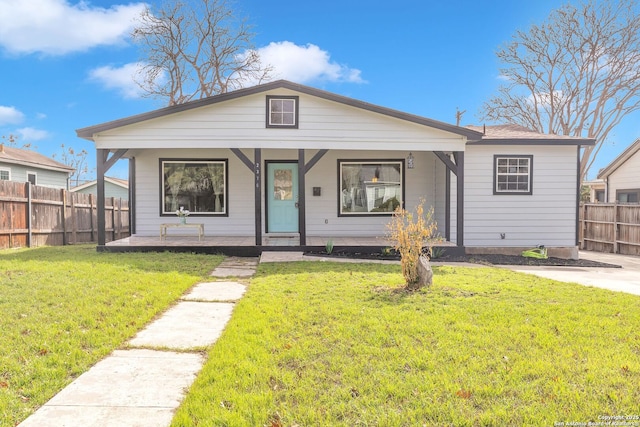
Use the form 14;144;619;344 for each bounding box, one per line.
339;160;403;215
266;96;298;128
160;159;228;216
0;168;9;181
494;155;533;195
27;172;37;185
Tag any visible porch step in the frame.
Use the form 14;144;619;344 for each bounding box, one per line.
264;233;300;247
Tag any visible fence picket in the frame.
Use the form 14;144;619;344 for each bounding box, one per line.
580;203;640;255
0;180;129;249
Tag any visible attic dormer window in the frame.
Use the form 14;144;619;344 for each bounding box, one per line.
266;96;298;128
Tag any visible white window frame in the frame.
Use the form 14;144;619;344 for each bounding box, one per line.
0;168;10;181
160;159;228;216
494;155;533;195
266;96;298;128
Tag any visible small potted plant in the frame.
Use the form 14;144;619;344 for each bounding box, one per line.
176;206;190;224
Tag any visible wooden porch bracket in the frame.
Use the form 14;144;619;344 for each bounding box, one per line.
230;148;254;170
434;151;458;175
304;149;328;173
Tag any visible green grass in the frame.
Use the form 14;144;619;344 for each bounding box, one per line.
0;245;223;427
172;262;640;426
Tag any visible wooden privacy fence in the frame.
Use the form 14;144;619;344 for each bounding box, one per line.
0;180;129;249
579;203;640;255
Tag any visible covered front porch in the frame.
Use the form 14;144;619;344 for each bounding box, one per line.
103;234;460;257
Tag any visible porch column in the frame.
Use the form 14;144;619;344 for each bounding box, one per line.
454;151;464;247
298;149;306;245
254;149;262;246
95;149;128;246
96;150;107;246
128;157;136;235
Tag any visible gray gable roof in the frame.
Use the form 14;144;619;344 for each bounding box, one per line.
76;80;484;140
465;124;595;146
0;144;75;173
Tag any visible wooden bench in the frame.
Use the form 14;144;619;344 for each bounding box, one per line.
160;223;204;241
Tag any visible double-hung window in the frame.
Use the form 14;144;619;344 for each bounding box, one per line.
0;168;9;181
160;159;228;216
266;96;298;128
494;155;533;195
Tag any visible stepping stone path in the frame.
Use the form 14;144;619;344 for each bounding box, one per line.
19;257;259;427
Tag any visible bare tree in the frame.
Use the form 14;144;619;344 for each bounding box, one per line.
132;0;272;106
481;0;640;182
53;144;93;187
1;134;32;149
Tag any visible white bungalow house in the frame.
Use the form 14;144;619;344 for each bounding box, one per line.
597;138;640;204
0;144;74;189
76;80;593;258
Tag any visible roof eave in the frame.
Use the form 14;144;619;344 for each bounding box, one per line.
0;157;75;173
468;138;596;146
597;138;640;179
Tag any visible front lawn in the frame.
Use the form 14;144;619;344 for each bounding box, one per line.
0;245;223;427
173;261;640;426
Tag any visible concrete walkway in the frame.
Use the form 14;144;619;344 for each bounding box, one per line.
506;250;640;296
18;257;258;427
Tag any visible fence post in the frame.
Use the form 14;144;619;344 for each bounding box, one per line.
89;194;95;242
70;191;77;244
612;203;617;254
111;197;116;242
26;183;32;248
61;189;67;245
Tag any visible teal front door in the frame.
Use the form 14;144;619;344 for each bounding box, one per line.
267;162;299;233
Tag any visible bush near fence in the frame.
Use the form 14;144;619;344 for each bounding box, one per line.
579;203;640;255
0;180;129;249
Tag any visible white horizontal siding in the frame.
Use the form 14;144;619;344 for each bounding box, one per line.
0;162;69;189
607;151;640;202
304;150;444;238
133;149;255;237
463;145;579;248
131;148;448;239
94;89;466;152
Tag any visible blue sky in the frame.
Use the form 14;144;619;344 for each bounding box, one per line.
1;0;638;181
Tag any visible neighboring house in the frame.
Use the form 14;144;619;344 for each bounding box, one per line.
71;176;129;200
0;144;74;189
582;179;605;203
597;138;640;203
77;80;593;258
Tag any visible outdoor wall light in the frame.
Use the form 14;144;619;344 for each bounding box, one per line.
407;152;415;169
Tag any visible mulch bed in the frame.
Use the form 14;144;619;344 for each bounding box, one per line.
304;251;621;268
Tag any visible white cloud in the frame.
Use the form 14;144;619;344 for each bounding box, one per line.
88;62;145;98
16;127;50;141
0;0;147;55
0;106;25;126
254;41;365;84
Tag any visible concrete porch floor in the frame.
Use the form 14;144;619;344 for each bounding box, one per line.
106;235;398;248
